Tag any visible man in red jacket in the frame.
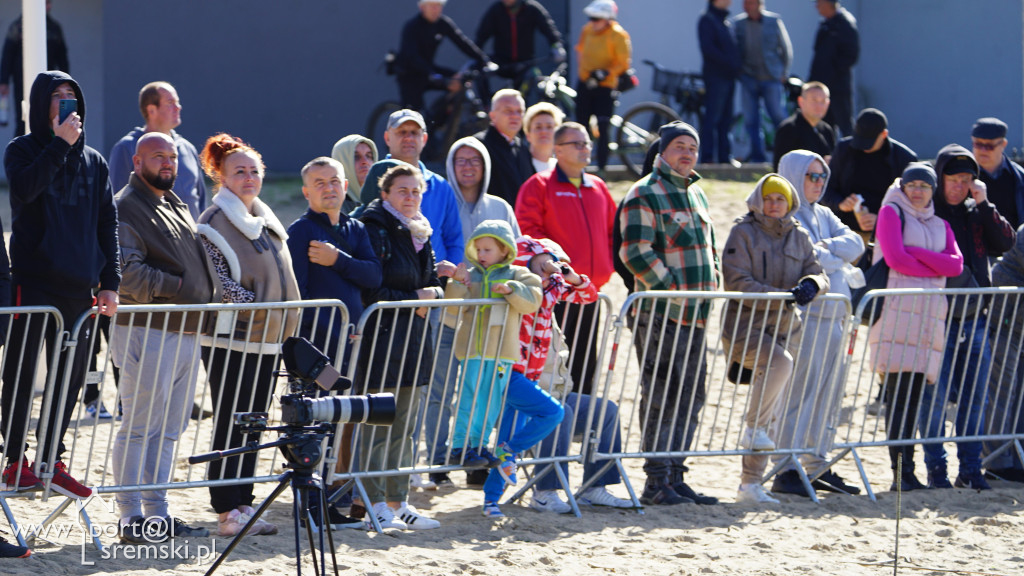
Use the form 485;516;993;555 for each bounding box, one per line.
514;121;616;395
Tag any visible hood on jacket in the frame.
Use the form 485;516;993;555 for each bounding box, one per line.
777;150;830;206
446;136;492;204
331;134;377;204
933;143;979;212
514;235;571;269
28;70;84;146
777;150;830;224
466;219;517;269
745;173;800;219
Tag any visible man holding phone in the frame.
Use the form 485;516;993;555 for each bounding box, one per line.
0;71;120;500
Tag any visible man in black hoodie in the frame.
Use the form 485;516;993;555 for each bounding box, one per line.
0;71;119;499
917;144;1015;491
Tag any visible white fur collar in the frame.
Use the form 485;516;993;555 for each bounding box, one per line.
212;189;288;241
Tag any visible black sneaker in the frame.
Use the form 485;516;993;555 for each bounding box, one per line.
306;499;364;531
771;470;811;497
640;483;693;505
465;469;489;486
429;472;454;487
926;469;953;489
672;481;718;505
985;467;1024;483
890;471;927;492
450;448;489;469
813;469;862;495
166;516;210;538
0;535;30;558
954;471;992;491
120;516;168;544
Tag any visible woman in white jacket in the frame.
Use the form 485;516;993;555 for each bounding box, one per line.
771;150;864;497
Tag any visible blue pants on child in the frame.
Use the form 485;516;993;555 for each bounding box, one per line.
483;370;564;503
451;357;513;450
533;392;623;492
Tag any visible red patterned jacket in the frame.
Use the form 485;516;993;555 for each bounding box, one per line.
513;236;600;379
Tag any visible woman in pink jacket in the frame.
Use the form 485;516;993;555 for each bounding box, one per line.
868;163;963;491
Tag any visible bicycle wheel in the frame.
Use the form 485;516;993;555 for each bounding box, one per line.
366;100;402;157
614;102;680;178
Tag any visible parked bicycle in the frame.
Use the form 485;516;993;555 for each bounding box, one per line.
367;57;577;164
366;59;490;164
613;59;705;177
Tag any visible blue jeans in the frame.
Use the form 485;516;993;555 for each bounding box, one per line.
531;392;624;492
700;75;735;164
483;372;564;502
738;75;786;162
918;318;991;474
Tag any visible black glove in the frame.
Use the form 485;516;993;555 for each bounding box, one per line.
586;69;609;89
789;279;819;306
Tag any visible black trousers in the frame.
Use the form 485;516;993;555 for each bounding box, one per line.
575;84;614;169
206;347;278;513
554;300;601;397
1;286;93;465
883;371;926;472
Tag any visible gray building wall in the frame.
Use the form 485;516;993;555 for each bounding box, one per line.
1;0;1022;175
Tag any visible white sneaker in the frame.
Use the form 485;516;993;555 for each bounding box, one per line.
737;483;780;504
529;490;572;514
364;503;408;530
578;486;633;508
395;503;440;530
740;427;776;451
410;474;437;491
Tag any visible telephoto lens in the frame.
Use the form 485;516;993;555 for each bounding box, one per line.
280;393;396;426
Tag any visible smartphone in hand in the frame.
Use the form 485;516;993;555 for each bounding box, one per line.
58;99;77;123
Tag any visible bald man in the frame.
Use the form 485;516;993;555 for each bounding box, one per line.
110;132;221;543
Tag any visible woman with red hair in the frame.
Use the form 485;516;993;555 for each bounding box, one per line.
197;133;300;537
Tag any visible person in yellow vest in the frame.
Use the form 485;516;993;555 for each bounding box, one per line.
574;0;630;175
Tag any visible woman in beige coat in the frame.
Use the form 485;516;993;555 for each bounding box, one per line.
721;174;829;503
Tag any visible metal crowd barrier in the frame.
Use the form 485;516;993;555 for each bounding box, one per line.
333;295;613;527
836;286;1024;500
0;300;347;548
592;291;853;507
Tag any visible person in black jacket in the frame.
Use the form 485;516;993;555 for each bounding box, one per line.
357;164;444;531
1;71;119;499
474;89;533;207
475;0;565;93
808;0;859;136
0;1;70;136
698;0;742;164
772;81;836;171
821;108;916;238
395;0;493;117
917;144;1015;491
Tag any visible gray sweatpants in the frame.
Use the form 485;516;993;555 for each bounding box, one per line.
111;325;201;520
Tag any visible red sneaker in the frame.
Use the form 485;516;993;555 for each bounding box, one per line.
1;459;43;491
48;461;94;499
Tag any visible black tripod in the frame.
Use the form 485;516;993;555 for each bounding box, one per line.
190;422;341;576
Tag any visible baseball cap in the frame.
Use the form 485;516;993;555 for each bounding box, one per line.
942;155;978;177
850;108;887;151
387;109;427;132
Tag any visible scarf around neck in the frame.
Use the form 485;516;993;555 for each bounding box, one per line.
382;199;432;252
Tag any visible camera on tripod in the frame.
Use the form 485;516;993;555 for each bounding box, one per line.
275;336;396;427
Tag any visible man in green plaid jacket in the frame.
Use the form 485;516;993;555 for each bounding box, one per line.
618;121;721;507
